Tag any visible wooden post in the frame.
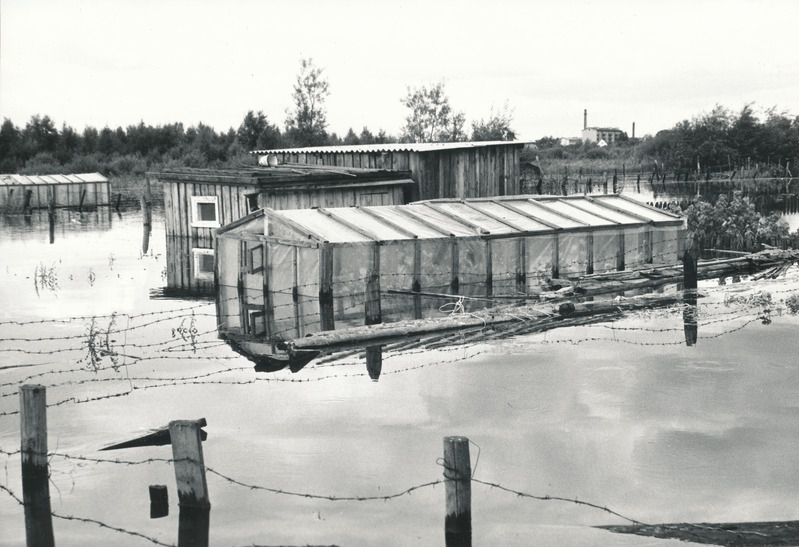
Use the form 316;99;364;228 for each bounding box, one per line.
484;240;493;309
551;233;560;279
169;420;210;508
586;233;594;275
48;187;55;245
114;192;122;213
412;240;422;320
365;345;383;380
178;506;210;547
149;485;169;519
23;189;33;215
612;169;618;194
443;436;471;547
450;238;460;295
616;231;626;271
516;237;526;303
365;243;382;326
79;188;87;213
20;385;55;547
682;246;699;346
142;176;153;254
319;242;335;331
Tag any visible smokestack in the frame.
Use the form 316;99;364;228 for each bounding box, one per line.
632;122;635;139
583;109;587;130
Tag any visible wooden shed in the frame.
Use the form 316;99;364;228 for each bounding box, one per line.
215;195;686;361
151;166;414;295
252;141;525;201
0;173;110;213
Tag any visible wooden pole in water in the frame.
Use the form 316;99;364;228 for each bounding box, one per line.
365;243;382;326
169;420;210;509
443;436;471;547
20;385;55;547
142;176;153;254
319;243;335;331
47;187;55;245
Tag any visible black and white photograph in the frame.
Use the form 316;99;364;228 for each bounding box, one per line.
2;1;799;545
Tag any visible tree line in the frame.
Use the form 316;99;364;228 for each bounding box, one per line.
0;58;516;176
532;103;799;177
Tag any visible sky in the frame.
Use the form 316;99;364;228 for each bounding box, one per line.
1;0;798;142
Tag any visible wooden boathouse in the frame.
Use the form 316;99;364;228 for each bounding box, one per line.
252;141;526;201
214;195;686;360
152;166;414;295
0;173;110;213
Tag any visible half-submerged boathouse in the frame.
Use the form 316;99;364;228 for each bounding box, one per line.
215;195;685;359
252;141;526;201
153;166;414;295
0;173;110;213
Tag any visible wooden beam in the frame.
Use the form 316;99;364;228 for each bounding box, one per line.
422;202;490;236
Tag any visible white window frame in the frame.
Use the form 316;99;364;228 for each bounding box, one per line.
192;248;215;281
191;196;220;228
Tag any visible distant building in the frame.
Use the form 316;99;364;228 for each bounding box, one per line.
582;127;624;144
581;109;625;144
559;137;581;147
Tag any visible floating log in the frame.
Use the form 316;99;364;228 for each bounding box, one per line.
100;418;207;451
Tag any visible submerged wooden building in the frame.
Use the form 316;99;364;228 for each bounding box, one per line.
215;195;685;361
153;166;414;295
252;141;526;201
0;173;110;213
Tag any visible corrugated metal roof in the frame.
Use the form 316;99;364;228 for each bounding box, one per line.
245;195;683;244
0;173;108;186
251;140;526;155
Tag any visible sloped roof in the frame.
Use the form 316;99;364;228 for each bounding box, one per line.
0;173;108;186
152;166;414;189
221;195;683;245
251;140;527;155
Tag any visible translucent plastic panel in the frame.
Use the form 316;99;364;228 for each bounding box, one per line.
434;202;516;235
543;200;616;227
333;244;372;328
652;226;682;264
624;227;647;268
559;233;588;277
380;241;416;323
593;232;620;273
525;235;555;289
419;239;454;318
491;238;520;296
216;237;240;288
268;242;296;341
296;246;321;336
459;238;488;307
217;285;241;333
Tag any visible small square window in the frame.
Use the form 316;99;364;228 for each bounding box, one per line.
191;196;220;228
192;248;215;281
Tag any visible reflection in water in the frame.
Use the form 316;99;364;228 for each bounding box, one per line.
4;205;799;545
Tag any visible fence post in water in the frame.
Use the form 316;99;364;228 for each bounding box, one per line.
365;243;382;326
443;436;471;547
169;420;210;509
48;187;55;244
319;242;335;331
20;385;55;547
142;176;153;254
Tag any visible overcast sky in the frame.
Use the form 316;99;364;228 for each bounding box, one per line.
2;0;798;142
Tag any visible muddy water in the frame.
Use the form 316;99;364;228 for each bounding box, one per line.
2;207;799;546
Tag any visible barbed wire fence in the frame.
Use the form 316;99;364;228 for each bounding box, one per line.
3;256;799;544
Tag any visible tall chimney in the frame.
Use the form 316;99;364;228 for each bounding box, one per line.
632;122;635;139
583;109;587;130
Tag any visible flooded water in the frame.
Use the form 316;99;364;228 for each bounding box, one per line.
3;205;799;546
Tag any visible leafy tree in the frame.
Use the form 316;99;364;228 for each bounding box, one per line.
0;119;22;170
343;127;359;145
23;115;59;155
400;81;465;143
285;58;330;146
471;103;516;141
55;123;81;164
237;110;281;151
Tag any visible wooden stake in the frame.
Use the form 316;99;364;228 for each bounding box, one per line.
319;243;335;331
443;436;471;547
20;384;55;547
169;420;210;509
365;244;382;326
